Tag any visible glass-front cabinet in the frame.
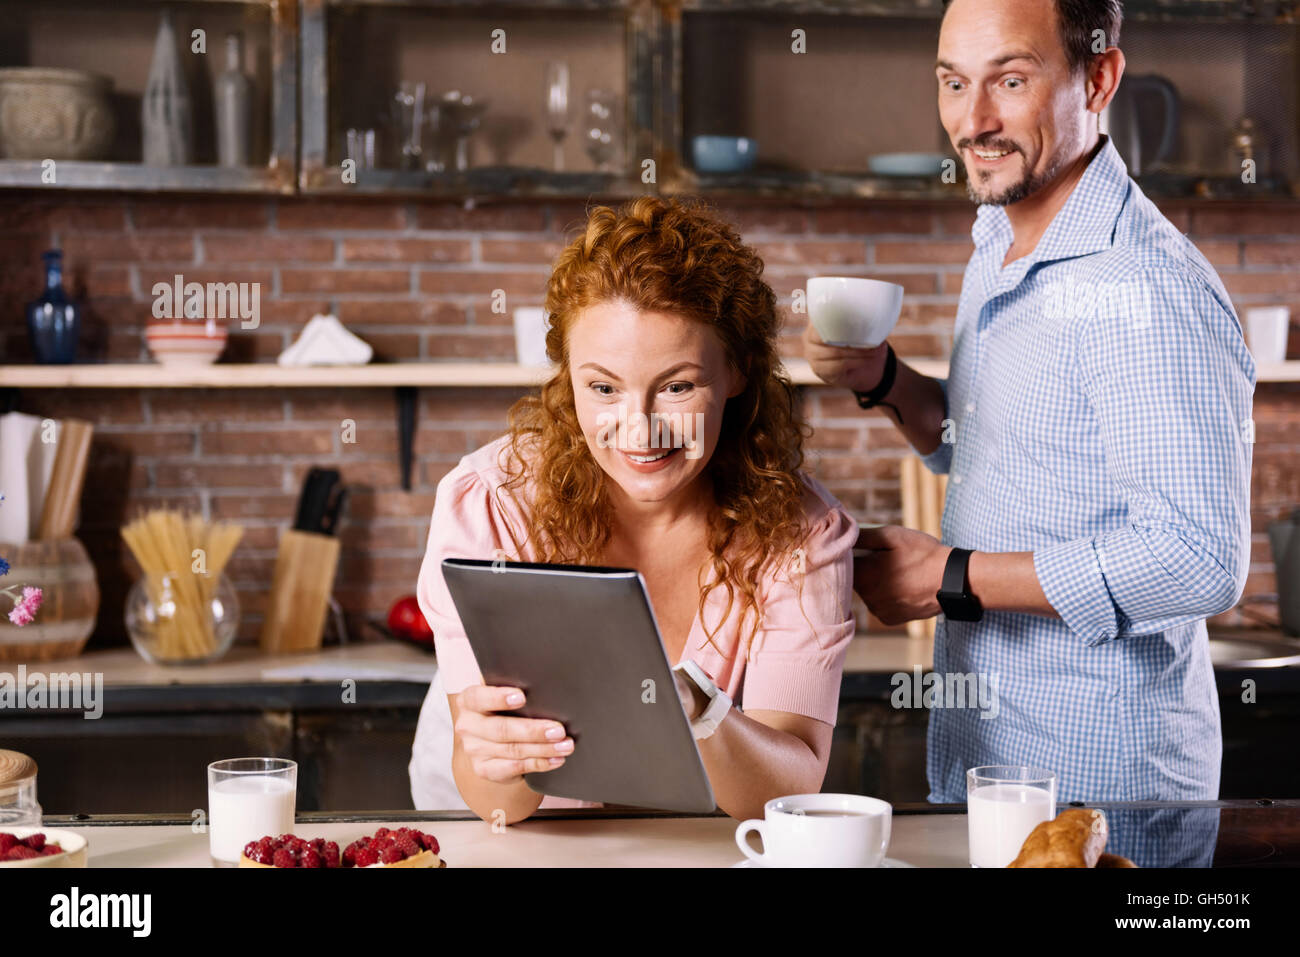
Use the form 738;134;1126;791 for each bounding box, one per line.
0;0;1293;200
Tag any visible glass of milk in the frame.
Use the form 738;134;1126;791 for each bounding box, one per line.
207;758;297;867
966;766;1057;868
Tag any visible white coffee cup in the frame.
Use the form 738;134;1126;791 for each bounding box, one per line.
1245;306;1291;364
807;276;904;348
512;306;551;367
735;793;892;867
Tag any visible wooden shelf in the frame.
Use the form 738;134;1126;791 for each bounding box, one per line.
302;0;1291;21
12;163;1279;201
1258;362;1300;382
299;166;645;198
678;0;1298;22
0;161;294;194
320;0;638;7
1;355;1286;493
665;174;1300;203
0;361;552;389
2;357;1295;389
0;2;1293;198
0;357;930;388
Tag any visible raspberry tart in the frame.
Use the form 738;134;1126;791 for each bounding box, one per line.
1;831;67;861
0;828;88;868
239;827;442;868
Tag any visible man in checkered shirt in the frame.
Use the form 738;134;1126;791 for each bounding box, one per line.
806;0;1254;806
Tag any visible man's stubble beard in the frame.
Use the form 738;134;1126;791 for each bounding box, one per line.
965;124;1080;207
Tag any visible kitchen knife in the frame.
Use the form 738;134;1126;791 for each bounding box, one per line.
318;484;347;536
293;467;339;533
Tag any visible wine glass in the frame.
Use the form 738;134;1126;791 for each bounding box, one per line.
584;89;620;172
392;81;426;171
439;91;488;172
345;128;376;170
544;62;571;171
424;101;449;173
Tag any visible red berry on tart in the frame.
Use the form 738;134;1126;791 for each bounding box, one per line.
239;827;440;868
0;832;65;861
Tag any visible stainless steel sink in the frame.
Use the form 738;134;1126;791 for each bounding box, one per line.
1208;634;1300;668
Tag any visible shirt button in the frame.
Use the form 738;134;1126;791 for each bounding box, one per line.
952;474;963;484
965;402;975;413
979;329;989;341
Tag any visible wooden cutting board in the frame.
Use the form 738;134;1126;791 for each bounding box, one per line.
37;418;94;540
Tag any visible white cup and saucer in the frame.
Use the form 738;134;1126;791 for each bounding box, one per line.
732;792;910;867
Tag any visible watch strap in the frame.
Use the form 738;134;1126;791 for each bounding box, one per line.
852;343;903;424
938;547;984;622
941;547;974;596
694;688;732;740
674;660;731;740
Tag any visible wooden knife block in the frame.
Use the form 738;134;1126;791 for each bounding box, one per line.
259;529;341;654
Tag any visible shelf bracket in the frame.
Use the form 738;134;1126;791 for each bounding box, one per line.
395;385;417;492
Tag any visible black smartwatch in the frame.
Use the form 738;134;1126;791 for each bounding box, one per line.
936;547;983;622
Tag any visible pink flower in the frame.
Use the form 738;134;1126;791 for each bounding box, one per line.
8;586;42;626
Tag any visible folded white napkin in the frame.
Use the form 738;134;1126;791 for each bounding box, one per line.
277;313;373;367
0;412;60;545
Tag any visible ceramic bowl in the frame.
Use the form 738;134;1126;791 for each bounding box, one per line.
692;135;758;173
866;152;949;177
0;67;115;160
145;320;229;366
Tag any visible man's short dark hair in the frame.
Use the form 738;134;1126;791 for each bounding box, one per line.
942;0;1123;76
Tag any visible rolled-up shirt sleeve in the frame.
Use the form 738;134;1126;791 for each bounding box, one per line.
1033;266;1255;646
741;493;858;726
416;463;517;694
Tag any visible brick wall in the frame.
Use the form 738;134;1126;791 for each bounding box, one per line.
1;193;1297;646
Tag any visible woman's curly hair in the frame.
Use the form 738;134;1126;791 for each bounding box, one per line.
498;195;811;659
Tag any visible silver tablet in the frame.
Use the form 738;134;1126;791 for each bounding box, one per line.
441;558;717;814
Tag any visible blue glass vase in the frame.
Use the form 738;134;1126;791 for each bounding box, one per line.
26;250;81;364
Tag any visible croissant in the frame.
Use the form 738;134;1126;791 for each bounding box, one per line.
1008;808;1136;868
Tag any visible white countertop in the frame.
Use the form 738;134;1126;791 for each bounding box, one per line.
62;813;969;868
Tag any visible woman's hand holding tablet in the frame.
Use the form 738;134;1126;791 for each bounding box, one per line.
452;685;575;784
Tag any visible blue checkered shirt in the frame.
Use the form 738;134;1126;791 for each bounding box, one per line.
920;135;1256;807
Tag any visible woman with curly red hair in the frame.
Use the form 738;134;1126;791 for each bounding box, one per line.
409;196;858;823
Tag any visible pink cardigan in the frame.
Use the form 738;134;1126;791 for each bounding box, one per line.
416;434;858;808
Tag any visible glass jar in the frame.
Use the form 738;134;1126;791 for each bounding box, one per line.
125;570;239;665
0;750;42;829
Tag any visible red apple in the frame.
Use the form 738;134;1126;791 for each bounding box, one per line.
387;595;433;645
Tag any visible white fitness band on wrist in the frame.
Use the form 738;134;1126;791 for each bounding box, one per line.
673;659;732;740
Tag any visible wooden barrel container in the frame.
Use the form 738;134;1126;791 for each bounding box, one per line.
0;538;99;661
